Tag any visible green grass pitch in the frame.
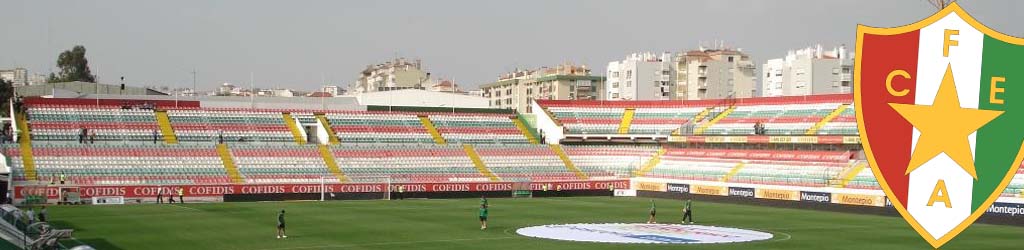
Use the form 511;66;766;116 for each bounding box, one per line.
46;197;1023;250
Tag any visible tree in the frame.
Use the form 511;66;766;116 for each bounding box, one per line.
47;45;97;83
0;79;12;117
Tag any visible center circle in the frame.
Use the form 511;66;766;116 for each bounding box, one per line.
516;223;774;244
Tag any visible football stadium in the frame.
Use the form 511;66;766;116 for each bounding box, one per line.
0;93;1020;250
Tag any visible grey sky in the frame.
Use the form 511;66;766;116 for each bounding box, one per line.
1;0;1020;92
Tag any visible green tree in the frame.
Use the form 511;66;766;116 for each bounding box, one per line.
47;45;97;83
0;79;12;117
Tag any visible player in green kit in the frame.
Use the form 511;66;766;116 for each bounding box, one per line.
480;195;488;207
647;199;657;224
682;199;694;224
479;203;489;230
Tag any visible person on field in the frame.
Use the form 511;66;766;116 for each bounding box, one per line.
682;199;694;224
156;186;163;204
647;199;657;224
277;210;287;238
479;203;488;230
177;187;184;204
26;207;35;225
38;206;47;223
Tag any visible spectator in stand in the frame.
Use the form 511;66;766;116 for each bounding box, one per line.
89;131;96;144
59;172;66;185
153;130;159;144
218;130;224;144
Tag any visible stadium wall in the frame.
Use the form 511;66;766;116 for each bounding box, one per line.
12;180;628;202
531;100;563;144
632;177;1024;226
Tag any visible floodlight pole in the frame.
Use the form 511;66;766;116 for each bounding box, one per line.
320;176;326;202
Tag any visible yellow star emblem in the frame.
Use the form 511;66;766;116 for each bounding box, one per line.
888;64;1004;179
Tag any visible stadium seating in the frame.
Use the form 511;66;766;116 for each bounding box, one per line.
20;95;1024;202
26;106;164;142
473;145;610;181
231;144;331;184
536;94;858;136
430;115;529;144
546;107;623;134
15;144;229;185
330;144;489;183
561;145;661;176
644;148;853;187
701;103;844;135
322;112;436;144
167;109;294;143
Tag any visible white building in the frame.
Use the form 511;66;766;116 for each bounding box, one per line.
0;68;28;86
352;58;431;94
321;85;344;96
28;74;47;86
674;48;757;100
762;44;852;97
605;52;674;100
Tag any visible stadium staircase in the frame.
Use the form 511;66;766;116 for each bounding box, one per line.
694;106;736;135
672;107;713;136
282;112;306;145
720;161;748;182
806;104;850;135
462;145;499;181
154;110;178;144
693;107;713;122
548;145;588;180
835;161;868;188
617;108;636;134
15;113;38;181
419;115;447;145
314;114;340;145
216;144;245;184
633;148;667;177
511;116;540;144
539;105;564;127
318;145;349;182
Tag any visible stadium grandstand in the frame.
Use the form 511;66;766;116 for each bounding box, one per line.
1;94;1022;249
6;93;1024;203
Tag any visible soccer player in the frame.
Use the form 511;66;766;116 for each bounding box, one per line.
277;210;287;239
682;199;694;224
156;187;163;204
647;199;657;224
479;204;488;230
480;195;488;207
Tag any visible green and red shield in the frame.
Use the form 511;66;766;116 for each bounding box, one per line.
856;3;1024;248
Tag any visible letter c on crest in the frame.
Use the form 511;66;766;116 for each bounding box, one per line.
886;70;911;97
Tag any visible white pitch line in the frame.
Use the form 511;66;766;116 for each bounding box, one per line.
254;236;516;250
168;204;202;212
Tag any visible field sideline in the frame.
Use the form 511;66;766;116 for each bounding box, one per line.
47;197;1023;250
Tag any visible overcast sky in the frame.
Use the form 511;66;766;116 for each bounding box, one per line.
1;0;1020;92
